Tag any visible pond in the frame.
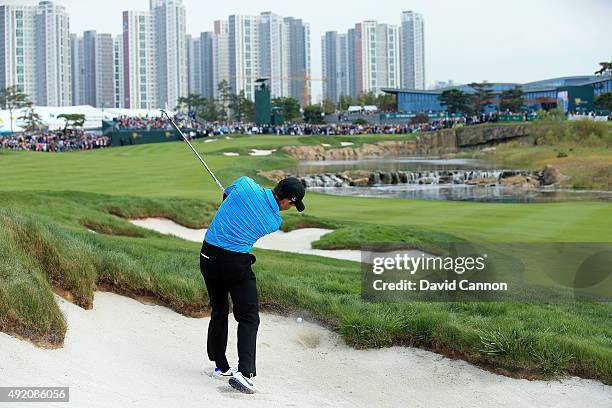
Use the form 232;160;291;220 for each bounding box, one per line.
291;157;612;203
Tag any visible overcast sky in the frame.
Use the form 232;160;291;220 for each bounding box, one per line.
14;0;612;99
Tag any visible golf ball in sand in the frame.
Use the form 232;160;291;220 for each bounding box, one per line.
296;317;303;323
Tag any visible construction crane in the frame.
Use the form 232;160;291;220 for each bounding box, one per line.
231;75;326;105
286;75;326;107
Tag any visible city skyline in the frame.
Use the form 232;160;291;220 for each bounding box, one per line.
57;0;612;92
2;0;611;106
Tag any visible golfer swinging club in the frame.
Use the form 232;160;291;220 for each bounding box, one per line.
200;176;306;394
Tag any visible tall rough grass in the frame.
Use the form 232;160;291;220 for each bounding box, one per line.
532;120;612;148
0;210;67;344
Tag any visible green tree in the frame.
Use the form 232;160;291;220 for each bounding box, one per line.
18;103;44;132
468;82;494;113
594;92;612;111
0;85;31;133
594;61;612;76
376;93;396;111
537;107;566;121
303;104;325;124
229;91;255;122
57;114;85;131
499;86;524;112
216;80;231;120
322;98;335;115
357;91;377;106
337;95;354;111
176;93;206;115
198;98;224;122
272;97;301;122
439;89;471;114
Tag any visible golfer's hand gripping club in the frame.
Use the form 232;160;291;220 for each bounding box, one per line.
160;110;225;192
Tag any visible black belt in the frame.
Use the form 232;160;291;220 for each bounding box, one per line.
202;241;256;265
202;241;249;257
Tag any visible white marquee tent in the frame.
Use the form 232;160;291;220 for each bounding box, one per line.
0;106;172;133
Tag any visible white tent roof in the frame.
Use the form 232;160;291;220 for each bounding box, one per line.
0;106;175;132
0;110;24;132
347;105;378;113
103;108;171;120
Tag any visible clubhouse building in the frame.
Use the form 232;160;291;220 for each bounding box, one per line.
383;75;612;113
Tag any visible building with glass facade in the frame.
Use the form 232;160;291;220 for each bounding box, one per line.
384;75;612;113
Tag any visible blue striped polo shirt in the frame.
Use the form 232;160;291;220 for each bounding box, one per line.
204;176;282;253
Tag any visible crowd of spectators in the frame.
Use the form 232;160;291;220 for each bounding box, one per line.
108;111;515;137
0;129;110;152
112;114;202;131
568;111;612;121
194;112;505;136
5;110;605;153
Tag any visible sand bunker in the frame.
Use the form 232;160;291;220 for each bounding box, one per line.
130;218;366;262
223;152;240;156
340;142;354;147
249;149;276;156
1;292;609;407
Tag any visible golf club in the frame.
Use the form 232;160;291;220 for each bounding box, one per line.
160;109;224;192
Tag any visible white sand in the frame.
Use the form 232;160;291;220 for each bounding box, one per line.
129;218;366;262
249;149;276;156
203;138;217;143
340;142;354;147
1;292;609;408
223;152;240;156
321;143;331;147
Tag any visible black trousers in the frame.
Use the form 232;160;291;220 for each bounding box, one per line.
200;241;260;377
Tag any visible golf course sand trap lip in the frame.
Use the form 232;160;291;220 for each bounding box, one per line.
1;292;610;408
129;218;367;262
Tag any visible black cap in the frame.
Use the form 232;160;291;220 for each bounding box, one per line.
275;177;306;212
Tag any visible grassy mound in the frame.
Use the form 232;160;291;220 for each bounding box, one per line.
0;211;67;346
481;121;612;190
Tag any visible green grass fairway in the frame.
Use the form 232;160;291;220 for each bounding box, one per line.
2;135;612;241
1;128;611;383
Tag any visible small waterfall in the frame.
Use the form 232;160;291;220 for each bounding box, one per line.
370;172;381;185
297;169;539;187
301;173;350;188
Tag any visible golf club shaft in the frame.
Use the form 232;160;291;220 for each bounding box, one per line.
160;110;225;192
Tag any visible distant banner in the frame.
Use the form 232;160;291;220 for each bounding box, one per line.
557;91;569;112
380;113;467;120
497;115;525;122
361;243;612;302
381;113;416;119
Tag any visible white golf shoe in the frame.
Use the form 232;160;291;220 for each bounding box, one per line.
228;372;259;394
212;367;233;380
